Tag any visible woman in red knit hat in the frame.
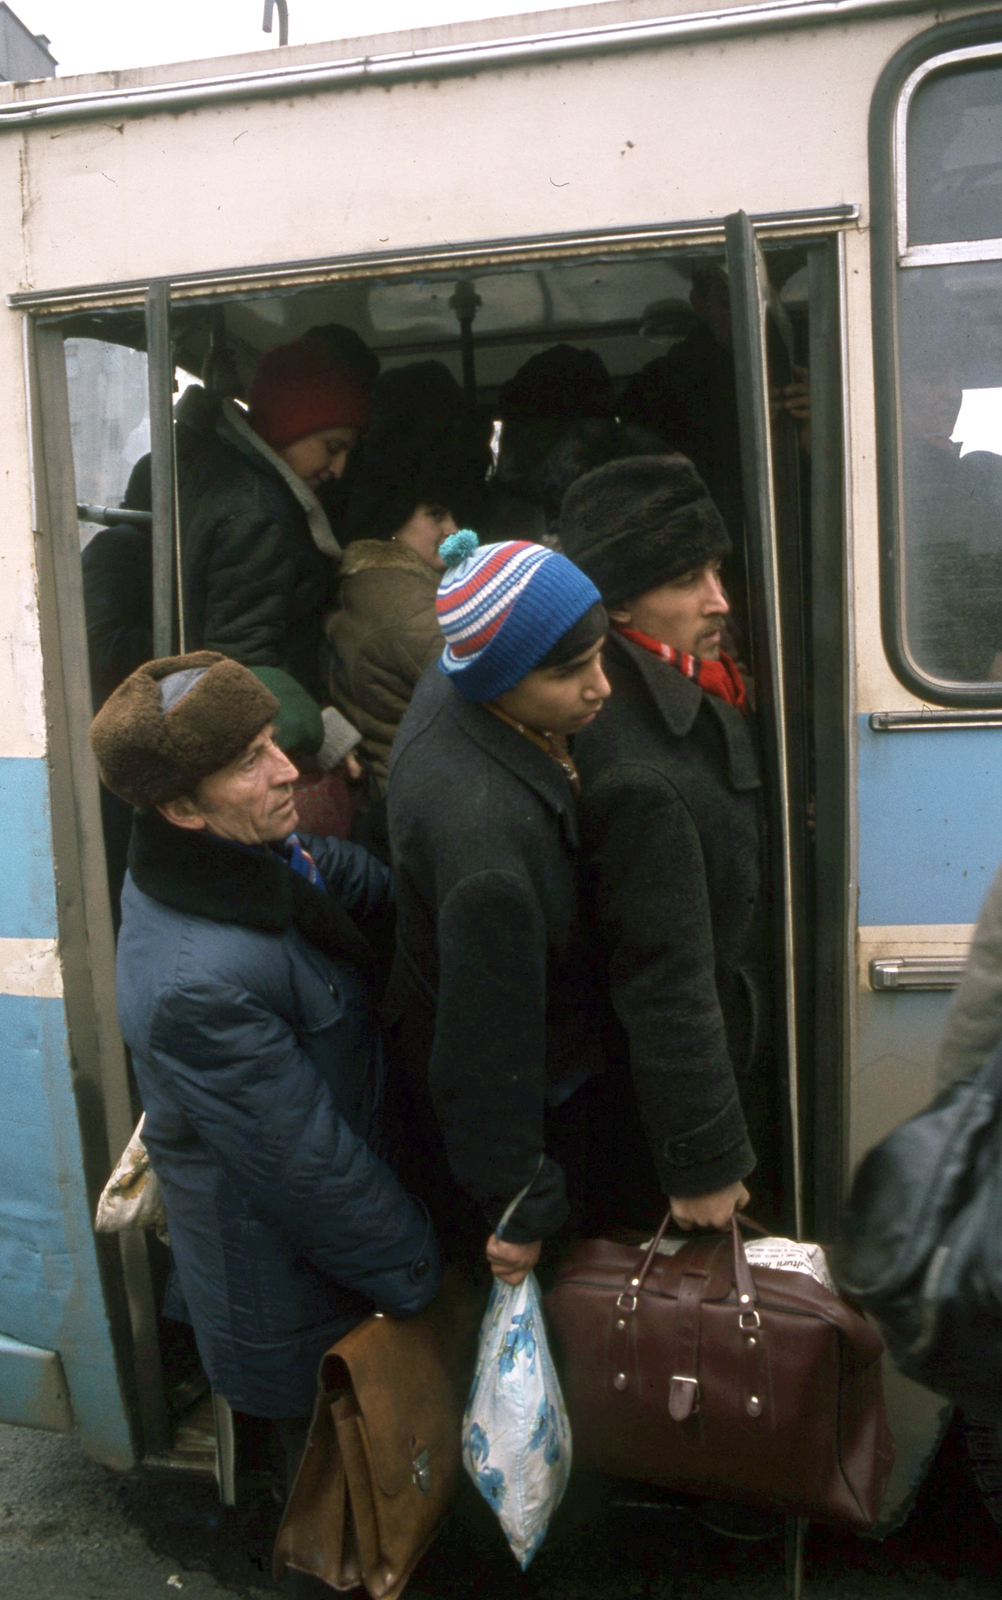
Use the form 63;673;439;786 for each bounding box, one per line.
178;334;373;781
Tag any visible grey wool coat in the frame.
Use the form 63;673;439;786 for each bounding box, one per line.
573;631;773;1201
935;861;1002;1089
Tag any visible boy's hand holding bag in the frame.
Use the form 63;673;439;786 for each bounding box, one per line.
461;1168;573;1569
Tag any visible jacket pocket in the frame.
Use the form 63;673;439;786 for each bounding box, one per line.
291;942;357;1035
735;963;763;1071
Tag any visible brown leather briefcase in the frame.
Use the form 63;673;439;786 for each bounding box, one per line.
545;1214;895;1531
273;1274;479;1599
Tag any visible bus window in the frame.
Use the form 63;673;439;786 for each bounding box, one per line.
65;338;149;549
874;36;1002;697
897;263;1002;684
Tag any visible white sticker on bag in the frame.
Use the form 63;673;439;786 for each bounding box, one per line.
640;1234;835;1291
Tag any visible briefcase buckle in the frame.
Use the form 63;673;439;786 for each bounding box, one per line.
671;1374;700;1411
412;1448;431;1495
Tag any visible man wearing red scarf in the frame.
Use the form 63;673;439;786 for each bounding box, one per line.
561;454;778;1237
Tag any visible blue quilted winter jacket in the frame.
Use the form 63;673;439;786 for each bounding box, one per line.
116;810;440;1417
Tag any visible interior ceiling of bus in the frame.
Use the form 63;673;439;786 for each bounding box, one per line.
64;246;809;400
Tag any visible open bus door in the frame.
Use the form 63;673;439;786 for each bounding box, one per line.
724;210;812;1245
724;212;950;1525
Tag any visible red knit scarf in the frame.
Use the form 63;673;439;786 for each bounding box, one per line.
615;624;748;712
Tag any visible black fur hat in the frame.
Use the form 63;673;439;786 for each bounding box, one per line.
344;406;491;544
89;651;280;809
498;345;616;422
559;454;731;605
538;419;668;529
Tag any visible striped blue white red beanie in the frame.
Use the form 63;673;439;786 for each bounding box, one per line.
435;530;601;702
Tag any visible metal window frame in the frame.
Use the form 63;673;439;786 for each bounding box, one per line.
6;206;859;320
871;9;1002;707
25;321;170;1463
895;40;1002;264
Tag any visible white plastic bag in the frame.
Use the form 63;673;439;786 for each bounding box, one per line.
94;1113;169;1244
461;1181;572;1568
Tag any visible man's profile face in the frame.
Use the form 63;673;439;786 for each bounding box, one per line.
611;560;729;659
160;724;300;845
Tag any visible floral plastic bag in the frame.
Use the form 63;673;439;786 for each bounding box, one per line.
461;1182;572;1568
94;1113;169;1244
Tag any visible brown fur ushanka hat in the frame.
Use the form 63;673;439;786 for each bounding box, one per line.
89;652;280;809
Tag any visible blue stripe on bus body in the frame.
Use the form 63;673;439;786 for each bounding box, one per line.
0;758;58;939
857;715;1002;927
0;992;133;1466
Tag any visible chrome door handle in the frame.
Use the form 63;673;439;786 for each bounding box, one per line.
869;957;966;992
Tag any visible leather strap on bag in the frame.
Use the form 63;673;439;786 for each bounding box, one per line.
670;1270;708;1421
610;1209;772;1425
732;1216;768;1420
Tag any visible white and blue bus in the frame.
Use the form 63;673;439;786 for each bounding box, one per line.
2;0;1002;1521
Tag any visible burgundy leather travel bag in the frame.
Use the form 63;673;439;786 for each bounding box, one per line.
545;1214;895;1530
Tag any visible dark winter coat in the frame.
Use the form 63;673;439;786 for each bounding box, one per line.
384;667;606;1245
81;522;153;710
573;631;771;1201
116;809;439;1418
179;401;341;703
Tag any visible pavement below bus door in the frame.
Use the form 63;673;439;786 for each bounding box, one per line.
0;1415;1000;1599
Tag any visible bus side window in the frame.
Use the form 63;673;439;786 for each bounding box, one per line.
877;46;1002;695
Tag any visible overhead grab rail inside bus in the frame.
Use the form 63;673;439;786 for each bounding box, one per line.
0;0;956;130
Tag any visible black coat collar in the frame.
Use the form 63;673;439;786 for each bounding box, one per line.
452;691;579;844
394;668;580;847
606;632;761;793
128;809;375;979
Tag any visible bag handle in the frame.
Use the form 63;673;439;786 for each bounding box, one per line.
494;1154;545;1243
731;1215;759;1313
625;1206;767;1304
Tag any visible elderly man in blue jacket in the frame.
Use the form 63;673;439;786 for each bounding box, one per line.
90;651;439;1573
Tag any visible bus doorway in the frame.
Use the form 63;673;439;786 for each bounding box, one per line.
32;217;853;1487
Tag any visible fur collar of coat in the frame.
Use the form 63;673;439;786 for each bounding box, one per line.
128;807;375;980
339;538;440;582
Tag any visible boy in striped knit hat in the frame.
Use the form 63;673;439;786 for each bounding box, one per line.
385;531;611;1287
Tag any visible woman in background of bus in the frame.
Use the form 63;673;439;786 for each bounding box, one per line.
383;532;610;1284
327;362;490;795
178;334;367;776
